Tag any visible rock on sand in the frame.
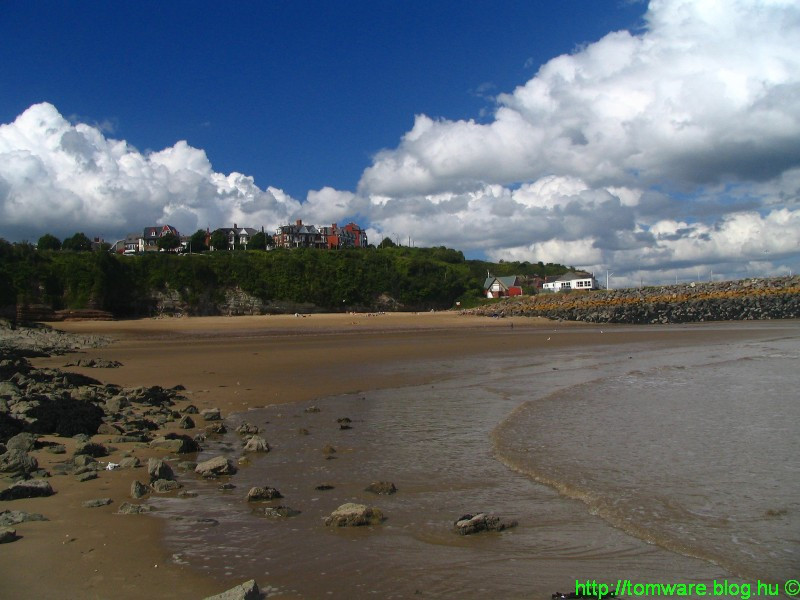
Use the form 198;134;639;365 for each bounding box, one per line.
324;503;384;527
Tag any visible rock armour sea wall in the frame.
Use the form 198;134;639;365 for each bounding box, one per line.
465;276;800;324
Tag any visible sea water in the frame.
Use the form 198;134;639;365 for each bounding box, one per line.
153;322;799;598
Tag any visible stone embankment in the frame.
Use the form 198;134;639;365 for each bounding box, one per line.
465;276;800;324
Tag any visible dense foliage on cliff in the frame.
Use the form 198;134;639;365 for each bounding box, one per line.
0;239;568;315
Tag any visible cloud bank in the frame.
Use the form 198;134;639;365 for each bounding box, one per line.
0;102;302;241
1;0;799;286
359;0;800;284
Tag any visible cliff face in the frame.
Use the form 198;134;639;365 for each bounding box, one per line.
465;276;800;324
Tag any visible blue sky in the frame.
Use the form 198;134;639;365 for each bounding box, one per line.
1;1;646;198
1;0;799;286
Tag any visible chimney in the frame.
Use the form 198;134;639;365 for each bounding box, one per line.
234;223;237;229
296;219;302;227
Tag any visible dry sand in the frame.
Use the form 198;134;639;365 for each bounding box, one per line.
0;312;770;599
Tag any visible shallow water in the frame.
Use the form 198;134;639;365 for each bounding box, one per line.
153;322;800;598
495;336;800;585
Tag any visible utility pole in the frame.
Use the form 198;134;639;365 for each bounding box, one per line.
606;270;613;290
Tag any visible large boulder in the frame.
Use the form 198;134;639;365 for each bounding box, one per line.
131;480;149;499
365;481;397;495
324;503;384;527
453;513;518;535
0;449;38;477
0;527;18;543
97;423;123;435
5;432;36;452
195;456;237;478
201;408;221;421
149;433;200;454
151;479;182;493
242;435;270;453
117;502;153;515
0;479;54;501
0;510;48;525
147;458;175;482
246;486;282;502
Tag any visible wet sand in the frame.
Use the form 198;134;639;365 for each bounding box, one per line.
1;312;785;599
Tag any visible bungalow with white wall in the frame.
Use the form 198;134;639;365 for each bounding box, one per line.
542;271;599;292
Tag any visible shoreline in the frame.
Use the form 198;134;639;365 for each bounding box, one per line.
2;314;796;598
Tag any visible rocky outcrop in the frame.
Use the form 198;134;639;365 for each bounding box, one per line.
0;322;109;355
466;276;800;324
0;343;192;445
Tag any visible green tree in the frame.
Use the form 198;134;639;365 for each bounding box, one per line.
62;232;93;252
189;229;209;252
210;230;229;251
37;233;62;251
379;237;396;248
156;232;180;252
248;231;270;250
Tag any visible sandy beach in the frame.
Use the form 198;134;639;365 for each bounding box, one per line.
2;312;794;599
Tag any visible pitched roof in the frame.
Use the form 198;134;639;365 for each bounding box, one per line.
555;271;593;282
483;275;520;289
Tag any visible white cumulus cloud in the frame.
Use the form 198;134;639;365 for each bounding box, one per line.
0;102;302;241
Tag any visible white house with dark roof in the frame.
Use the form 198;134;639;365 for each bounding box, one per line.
542;271;599;292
